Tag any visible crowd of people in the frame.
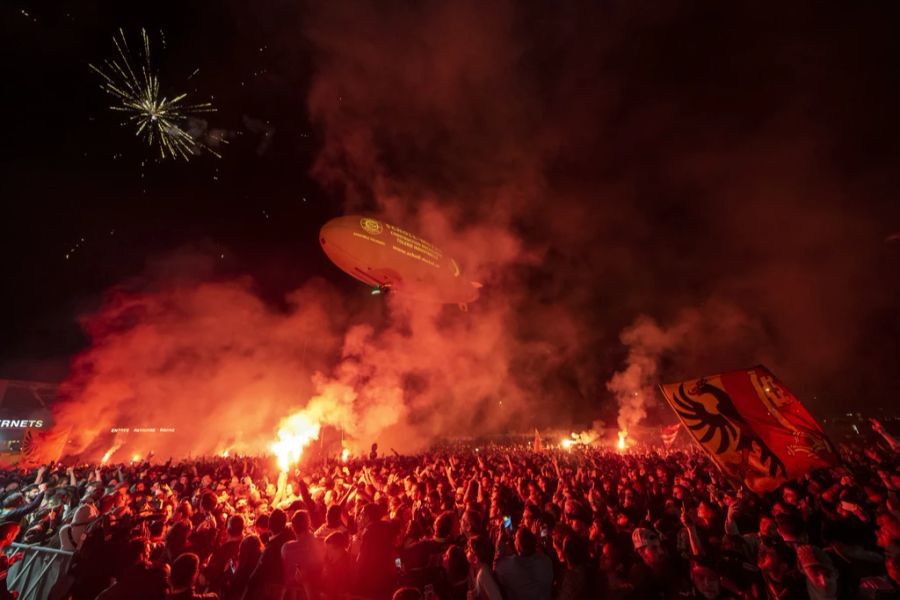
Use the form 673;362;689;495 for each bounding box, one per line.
0;420;898;600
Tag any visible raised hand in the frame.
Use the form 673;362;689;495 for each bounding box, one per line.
680;505;694;528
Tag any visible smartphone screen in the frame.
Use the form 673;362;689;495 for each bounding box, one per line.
503;515;512;530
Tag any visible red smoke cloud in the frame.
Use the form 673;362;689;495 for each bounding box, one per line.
55;257;548;459
607;302;774;433
53;1;900;458
57;279;347;458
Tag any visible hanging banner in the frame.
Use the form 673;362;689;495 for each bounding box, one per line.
660;423;682;447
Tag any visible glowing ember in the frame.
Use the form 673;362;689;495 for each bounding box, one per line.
341;447;350;462
271;412;321;472
618;431;627;450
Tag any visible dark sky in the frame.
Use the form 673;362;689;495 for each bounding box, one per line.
1;0;342;376
2;0;899;428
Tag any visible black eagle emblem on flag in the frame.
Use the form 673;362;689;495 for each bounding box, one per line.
670;378;787;478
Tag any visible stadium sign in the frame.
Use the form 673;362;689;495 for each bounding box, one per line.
0;419;44;428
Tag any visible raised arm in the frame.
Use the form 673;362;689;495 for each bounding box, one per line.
4;490;45;524
446;465;458;491
681;506;703;557
871;419;900;452
33;465;47;486
273;470;288;505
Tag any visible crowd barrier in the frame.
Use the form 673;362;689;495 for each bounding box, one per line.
6;542;72;600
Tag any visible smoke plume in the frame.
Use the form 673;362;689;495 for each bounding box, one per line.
52;0;900;459
607;303;773;433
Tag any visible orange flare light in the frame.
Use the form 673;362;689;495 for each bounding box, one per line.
101;444;120;464
617;431;627;451
341;447;350;463
271;412;321;472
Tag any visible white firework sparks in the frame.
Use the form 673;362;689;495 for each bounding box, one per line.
90;28;218;160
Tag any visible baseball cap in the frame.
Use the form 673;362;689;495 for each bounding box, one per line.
632;527;660;550
797;545;832;570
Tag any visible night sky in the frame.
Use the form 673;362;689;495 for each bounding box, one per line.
2;0;899;436
2;0;342;374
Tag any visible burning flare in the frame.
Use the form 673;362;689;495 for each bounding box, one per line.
101;443;122;464
271;412;321;472
341;447;350;463
561;429;599;450
618;430;628;450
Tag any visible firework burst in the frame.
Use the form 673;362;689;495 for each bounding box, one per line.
90;28;218;160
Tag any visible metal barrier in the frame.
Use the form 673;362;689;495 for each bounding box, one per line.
6;542;72;600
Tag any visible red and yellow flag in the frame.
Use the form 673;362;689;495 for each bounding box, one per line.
20;427;70;467
660;365;837;493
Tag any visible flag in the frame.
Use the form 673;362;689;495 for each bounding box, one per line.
660;365;838;493
660;424;681;447
20;427;70;467
533;428;543;452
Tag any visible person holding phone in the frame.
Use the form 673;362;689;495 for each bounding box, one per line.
222;535;262;600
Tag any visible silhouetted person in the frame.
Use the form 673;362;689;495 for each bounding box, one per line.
167;553;216;599
246;509;293;600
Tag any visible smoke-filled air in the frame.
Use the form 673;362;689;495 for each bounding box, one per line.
51;0;900;463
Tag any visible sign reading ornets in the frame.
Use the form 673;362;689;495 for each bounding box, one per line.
660;365;838;493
